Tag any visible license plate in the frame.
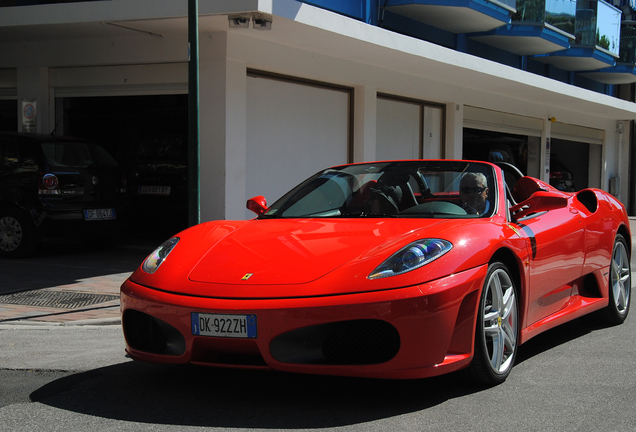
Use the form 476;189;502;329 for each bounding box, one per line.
192;313;257;338
83;208;116;221
138;185;171;196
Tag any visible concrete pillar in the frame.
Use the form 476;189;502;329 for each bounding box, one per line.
353;85;377;163
199;33;248;222
445;102;463;159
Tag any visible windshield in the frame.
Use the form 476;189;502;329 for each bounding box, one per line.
263;161;497;219
41;141;118;169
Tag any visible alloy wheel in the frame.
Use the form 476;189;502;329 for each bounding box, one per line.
611;239;631;316
0;215;23;253
482;267;518;375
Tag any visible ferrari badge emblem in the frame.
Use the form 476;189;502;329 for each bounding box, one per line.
497;316;502;327
241;273;254;281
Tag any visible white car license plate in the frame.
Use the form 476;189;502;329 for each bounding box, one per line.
83;208;116;221
138;185;171;196
192;313;257;338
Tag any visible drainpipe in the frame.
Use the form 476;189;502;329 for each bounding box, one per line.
188;0;201;226
612;121;623;199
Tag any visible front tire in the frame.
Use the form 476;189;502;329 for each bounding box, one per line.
466;262;519;385
601;234;631;325
0;210;39;258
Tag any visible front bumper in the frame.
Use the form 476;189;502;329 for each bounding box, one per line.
120;264;487;379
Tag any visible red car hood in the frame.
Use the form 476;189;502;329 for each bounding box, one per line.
131;217;502;299
187;218;444;286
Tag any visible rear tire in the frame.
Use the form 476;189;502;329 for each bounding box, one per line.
0;210;39;258
466;262;519;385
601;234;631;325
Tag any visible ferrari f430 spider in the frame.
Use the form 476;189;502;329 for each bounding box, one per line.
121;160;631;385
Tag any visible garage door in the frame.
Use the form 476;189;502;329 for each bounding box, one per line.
246;72;351;210
376;95;444;160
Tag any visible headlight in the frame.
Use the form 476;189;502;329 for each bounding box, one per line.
368;239;452;280
142;237;180;274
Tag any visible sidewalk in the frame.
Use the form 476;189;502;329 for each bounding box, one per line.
2;219;636;326
0;239;155;326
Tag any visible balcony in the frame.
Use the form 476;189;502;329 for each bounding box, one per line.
579;20;636;84
619;20;636;63
532;0;621;71
471;0;576;55
384;0;515;34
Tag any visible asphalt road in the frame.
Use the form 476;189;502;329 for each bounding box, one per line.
1;308;635;432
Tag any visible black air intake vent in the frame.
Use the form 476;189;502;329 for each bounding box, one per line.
270;319;400;365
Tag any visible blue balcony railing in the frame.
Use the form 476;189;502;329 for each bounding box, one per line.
493;0;518;9
575;0;622;55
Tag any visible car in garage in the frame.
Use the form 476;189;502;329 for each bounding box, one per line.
0;132;126;258
123;134;188;236
550;157;575;191
120;159;631;385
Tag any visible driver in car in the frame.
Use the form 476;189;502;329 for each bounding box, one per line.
459;172;490;215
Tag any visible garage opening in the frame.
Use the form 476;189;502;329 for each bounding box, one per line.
463;128;600;192
550;139;590;192
56;94;189;240
463;128;530;174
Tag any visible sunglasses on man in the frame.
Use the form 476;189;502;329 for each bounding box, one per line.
460;186;486;194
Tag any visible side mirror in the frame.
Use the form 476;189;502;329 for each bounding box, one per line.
246;196;268;216
510;191;568;222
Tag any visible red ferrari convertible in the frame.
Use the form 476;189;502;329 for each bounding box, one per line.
120;160;631;385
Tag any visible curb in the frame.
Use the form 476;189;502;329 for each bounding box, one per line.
65;317;121;326
0;316;121;329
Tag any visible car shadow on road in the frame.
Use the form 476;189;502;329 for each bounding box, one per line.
29;362;487;428
28;313;625;428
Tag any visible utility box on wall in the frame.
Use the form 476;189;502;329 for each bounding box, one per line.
610;176;621;197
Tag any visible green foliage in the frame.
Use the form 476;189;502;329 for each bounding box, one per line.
597;33;610;50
